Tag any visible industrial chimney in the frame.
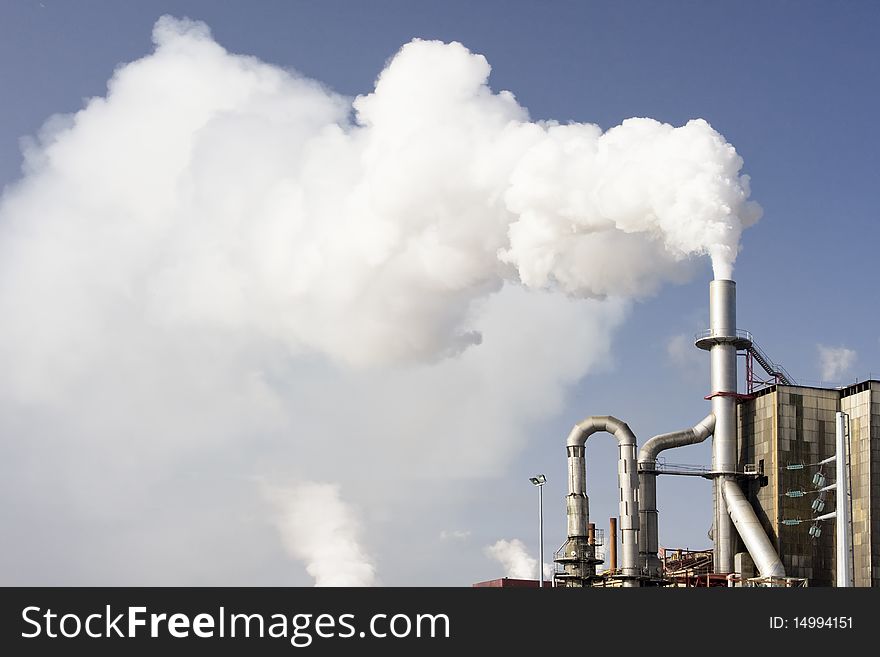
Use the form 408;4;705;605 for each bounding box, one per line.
695;279;784;578
694;280;749;572
561;278;785;586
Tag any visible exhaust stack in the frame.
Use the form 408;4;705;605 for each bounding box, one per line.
695;279;785;578
695;280;750;572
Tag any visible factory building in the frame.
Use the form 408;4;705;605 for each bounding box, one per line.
738;380;880;586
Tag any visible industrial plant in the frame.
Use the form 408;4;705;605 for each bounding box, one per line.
478;278;878;588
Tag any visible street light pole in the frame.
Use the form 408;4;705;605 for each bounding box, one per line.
529;474;547;587
538;481;544;587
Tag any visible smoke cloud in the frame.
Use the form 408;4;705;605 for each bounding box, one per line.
484;539;551;580
818;345;857;382
265;483;377;586
0;17;759;584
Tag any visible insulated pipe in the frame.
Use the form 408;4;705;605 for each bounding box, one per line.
566;416;640;586
709;280;738;573
637;413;715;578
722;479;785;578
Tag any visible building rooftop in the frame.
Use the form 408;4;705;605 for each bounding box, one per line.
744;379;880;400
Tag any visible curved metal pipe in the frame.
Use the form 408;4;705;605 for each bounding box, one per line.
637;413;715;578
566;416;640;586
722;479;785;578
638;414;716;465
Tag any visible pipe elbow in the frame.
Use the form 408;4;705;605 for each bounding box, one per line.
566;416;604;447
566;423;588;448
694;413;716;440
567;415;636;448
638;414;715;465
599;416;637;447
637;441;663;466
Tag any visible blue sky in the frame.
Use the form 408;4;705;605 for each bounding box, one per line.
0;1;877;585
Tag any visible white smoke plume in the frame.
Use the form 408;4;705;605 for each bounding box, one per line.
0;17;760;584
0;17;759;378
818;344;857;382
484;539;551;580
265;482;377;586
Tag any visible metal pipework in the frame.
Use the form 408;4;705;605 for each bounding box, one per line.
637;413;715;578
722;479;785;578
565;416;640;586
695;279;743;573
836;412;853;587
557;441;593;585
711;280;737;574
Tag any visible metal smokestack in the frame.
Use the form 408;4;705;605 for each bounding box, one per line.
696;280;748;572
709;280;738;573
696;278;786;579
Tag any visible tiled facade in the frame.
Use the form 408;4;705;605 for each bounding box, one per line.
737;381;879;587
